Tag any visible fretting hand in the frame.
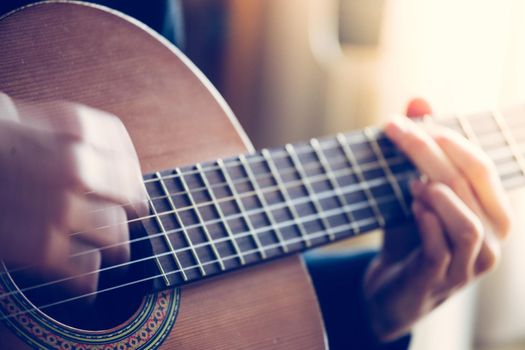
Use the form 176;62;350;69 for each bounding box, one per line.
363;99;513;341
0;93;147;296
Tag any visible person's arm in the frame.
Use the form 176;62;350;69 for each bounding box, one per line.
0;92;147;295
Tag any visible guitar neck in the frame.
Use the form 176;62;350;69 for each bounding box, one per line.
140;106;525;289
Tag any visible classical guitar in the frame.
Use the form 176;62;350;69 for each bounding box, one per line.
1;2;524;349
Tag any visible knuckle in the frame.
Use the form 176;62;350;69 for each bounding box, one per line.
477;243;501;274
432;131;453;147
52;102;85;138
108;113;125;129
425;250;451;271
61;144;91;190
448;176;469;195
458;219;484;248
449;274;470;290
424;182;449;200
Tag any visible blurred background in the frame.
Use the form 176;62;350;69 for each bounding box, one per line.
179;1;525;349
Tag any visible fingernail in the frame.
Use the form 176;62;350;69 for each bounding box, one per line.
384;116;407;141
410;179;425;197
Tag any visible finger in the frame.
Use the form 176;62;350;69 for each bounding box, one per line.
475;233;501;275
69;143;148;216
411;199;450;282
65;238;102;297
31;226;71;275
385;116;481;212
385;116;457;182
17;102;130;153
414;181;483;288
430;127;512;239
406;98;432;119
65;194;130;265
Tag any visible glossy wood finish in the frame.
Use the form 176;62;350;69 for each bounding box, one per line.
0;2;326;349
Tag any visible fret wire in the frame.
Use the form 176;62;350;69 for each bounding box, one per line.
73;157;409;253
154;173;190;281
176;168;226;271
145;185;175;286
457;114;480;145
262;149;312;247
87;153;410;227
183;186;390;256
142;151;403;205
286;142;338;241
310;138;360;234
144;172;415;262
196;163;246;265
364;128;411;217
166;214;379;282
239;154;289;253
157;172;205;277
492;110;525;176
337;133;386;227
177;213;377;276
217;159;267;259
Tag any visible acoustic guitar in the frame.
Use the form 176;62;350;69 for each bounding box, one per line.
1;2;524;349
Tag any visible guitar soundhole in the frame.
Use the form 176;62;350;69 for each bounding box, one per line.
6;224;157;331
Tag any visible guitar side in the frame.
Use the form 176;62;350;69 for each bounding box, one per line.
0;2;326;349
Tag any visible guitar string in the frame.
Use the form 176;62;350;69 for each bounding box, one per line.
0;175;411;300
0;193;428;322
0;136;403;276
85;137;405;217
2;128;524;278
2;167;524;305
0;156;415;283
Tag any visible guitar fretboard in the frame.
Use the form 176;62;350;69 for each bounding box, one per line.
141;106;525;289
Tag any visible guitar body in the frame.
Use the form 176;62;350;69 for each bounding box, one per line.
0;2;326;349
